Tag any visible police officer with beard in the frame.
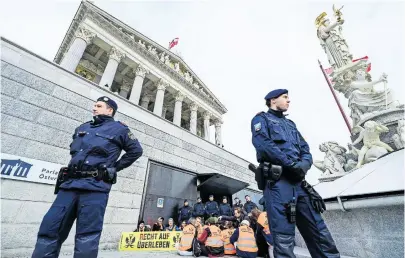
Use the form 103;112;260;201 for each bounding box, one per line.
32;96;143;258
251;89;339;257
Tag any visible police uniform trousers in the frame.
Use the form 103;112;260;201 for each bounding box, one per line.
264;178;340;258
32;189;109;258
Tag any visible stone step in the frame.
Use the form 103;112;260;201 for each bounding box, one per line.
294;246;357;258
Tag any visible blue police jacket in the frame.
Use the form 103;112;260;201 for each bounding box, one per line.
193;202;206;217
251;109;312;167
205;201;219;216
61;115;143;192
179;206;193;220
219;203;233;216
243;201;258;214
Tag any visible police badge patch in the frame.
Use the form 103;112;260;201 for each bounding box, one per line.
128;131;136;140
254;122;262;131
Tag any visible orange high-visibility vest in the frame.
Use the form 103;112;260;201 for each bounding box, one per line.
257;212;271;235
221;228;236;255
205;225;223;248
237;225;258;252
178;224;196;251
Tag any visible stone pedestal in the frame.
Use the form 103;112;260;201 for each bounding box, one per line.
60;26;95;72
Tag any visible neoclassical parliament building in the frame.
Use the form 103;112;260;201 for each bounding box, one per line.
0;1;259;256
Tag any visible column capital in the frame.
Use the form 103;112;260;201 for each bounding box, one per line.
135;65;149;78
175;91;185;102
109;46;125;62
203;111;212;120
214;118;223;127
121;79;132;91
156;79;169;91
75;25;96;45
190;102;199;112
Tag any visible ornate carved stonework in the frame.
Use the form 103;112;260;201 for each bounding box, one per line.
75;25;96;45
190;102;198;112
78;59;104;76
203;112;211;121
135;65;148;78
157;79;169;91
175;92;185;102
109;46;125;62
54;3;227;114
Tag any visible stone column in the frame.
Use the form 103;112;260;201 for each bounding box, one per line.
203;112;211;141
162;106;168;119
60;25;95;72
129;65;149;105
189;102;198;134
120;79;132;99
214;119;223;146
173;92;184;126
153;79;168;116
99;47;125;89
140;95;151;109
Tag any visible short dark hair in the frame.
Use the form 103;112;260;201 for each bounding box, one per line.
265;99;271;108
245;195;250;198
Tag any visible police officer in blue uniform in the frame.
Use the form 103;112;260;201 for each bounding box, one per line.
219;196;233;216
32;96;143;258
193;197;206;218
205;194;219;219
251;89;340;258
178;199;193;225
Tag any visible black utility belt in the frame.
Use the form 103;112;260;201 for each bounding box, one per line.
67;170;101;179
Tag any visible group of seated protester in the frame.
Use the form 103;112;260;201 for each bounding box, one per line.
176;207;274;258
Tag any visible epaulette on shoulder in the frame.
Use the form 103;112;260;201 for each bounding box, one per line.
118;121;128;127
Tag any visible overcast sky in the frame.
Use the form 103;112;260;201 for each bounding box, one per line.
1;1;404;184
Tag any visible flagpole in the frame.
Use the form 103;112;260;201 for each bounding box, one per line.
318;60;352;134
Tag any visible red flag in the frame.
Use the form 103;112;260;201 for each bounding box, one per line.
169;37;179;49
324;67;333;75
352;56;371;72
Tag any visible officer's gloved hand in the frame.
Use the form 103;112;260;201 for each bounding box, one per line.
302;180;326;213
285;162;306;182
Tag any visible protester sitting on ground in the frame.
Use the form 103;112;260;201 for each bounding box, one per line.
152;217;165;231
179;220;187;231
219;207;250;228
220;221;236;256
251;208;274;258
230;220;258;258
196;217;205;239
198;217;224;257
165;218;180;231
134;220;150;232
177;217;198;256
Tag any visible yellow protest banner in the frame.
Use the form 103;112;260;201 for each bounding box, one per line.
119;231;183;251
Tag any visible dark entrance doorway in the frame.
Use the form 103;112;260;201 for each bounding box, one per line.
141;162;198;227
